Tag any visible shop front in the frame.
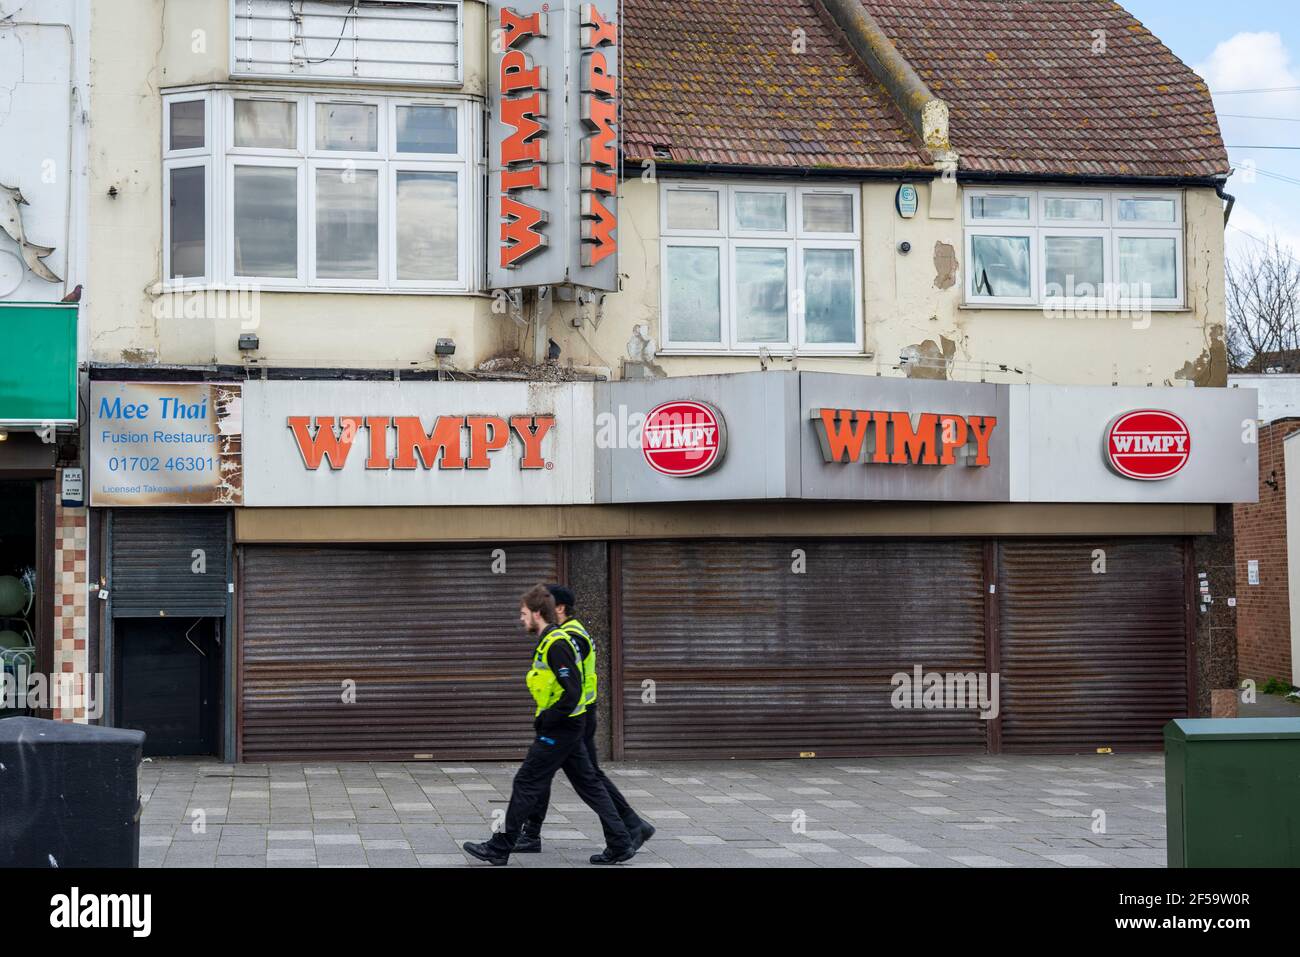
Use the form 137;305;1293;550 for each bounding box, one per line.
1;302;79;719
206;371;1256;762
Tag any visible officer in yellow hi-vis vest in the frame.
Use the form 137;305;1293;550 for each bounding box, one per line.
463;584;635;866
515;584;654;855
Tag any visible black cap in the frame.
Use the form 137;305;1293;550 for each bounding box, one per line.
546;584;576;611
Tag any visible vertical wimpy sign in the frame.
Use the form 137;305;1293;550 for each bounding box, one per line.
579;3;618;267
499;7;549;268
488;1;619;292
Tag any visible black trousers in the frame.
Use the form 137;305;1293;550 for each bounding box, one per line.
492;714;633;854
524;706;642;835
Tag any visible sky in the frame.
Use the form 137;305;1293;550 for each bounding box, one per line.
1123;0;1300;264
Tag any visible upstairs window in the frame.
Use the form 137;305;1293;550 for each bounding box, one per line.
660;183;863;353
964;188;1184;308
163;90;474;292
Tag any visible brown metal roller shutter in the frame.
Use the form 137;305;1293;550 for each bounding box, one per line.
997;539;1190;753
617;539;988;759
239;543;559;761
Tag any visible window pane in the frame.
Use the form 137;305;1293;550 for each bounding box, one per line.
233;166;297;278
396;171;458;281
1118;197;1176;223
169;100;204;151
665;246;721;342
1044;235;1104;297
969;194;1030;221
396;105;457;153
970;234;1031;298
234;100;296;149
734;191;787;231
735;247;789;343
315;169;378;280
666;190;718;231
169;166;205;279
1043;196;1103;222
1118;236;1177;298
803;193;854;233
316;103;378;151
803;248;855;344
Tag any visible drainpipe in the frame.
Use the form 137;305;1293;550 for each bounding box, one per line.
1216;179;1235;227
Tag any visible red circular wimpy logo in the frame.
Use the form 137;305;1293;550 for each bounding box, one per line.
1105;409;1191;480
641;400;726;477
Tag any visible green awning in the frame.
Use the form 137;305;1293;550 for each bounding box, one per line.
0;302;78;426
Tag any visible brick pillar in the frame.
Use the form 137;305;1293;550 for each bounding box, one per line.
1233;419;1300;685
52;476;90;723
1192;502;1239;716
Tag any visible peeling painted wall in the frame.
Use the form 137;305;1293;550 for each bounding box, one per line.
0;0;88;310
549;177;1228;389
86;0;501;371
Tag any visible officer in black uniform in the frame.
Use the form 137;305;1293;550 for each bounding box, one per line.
463;584;634;866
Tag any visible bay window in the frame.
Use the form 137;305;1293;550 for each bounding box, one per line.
660;183;863;353
964;188;1184;308
162;89;475;292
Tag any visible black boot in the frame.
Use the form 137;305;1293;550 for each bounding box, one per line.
589;846;635;865
633;820;655;850
463;839;510;866
514;822;542;854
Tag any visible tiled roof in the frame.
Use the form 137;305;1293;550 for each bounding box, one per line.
621;0;933;171
857;0;1228;178
621;0;1229;179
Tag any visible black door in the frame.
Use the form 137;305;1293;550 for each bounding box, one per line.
117;617;220;756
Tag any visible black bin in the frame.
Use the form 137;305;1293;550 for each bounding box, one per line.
0;716;145;867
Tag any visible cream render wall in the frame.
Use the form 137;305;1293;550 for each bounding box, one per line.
547;177;1229;388
88;1;1226;388
88;0;506;371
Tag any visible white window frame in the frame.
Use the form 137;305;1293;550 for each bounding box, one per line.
1039;190;1109;227
659;181;864;354
660;238;730;351
661;183;725;238
227;157;307;288
1113;227;1184;308
161;86;475;294
162;93;214;287
390;100;465;160
227;92;305;155
309;96;386;159
163;158;214;287
164;92;212;159
798;186;859;240
796;240;862;352
307;159;387;289
964;187;1185;308
729;185;794;239
389;164;467;291
965;226;1037;306
731;238;795;349
1038;227;1110;308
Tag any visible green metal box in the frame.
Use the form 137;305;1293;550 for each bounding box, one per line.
1165;718;1300;867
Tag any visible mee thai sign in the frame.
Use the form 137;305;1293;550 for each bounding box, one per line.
487;0;619;292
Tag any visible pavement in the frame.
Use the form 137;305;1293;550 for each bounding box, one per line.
1240;692;1300;717
139;752;1169;868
